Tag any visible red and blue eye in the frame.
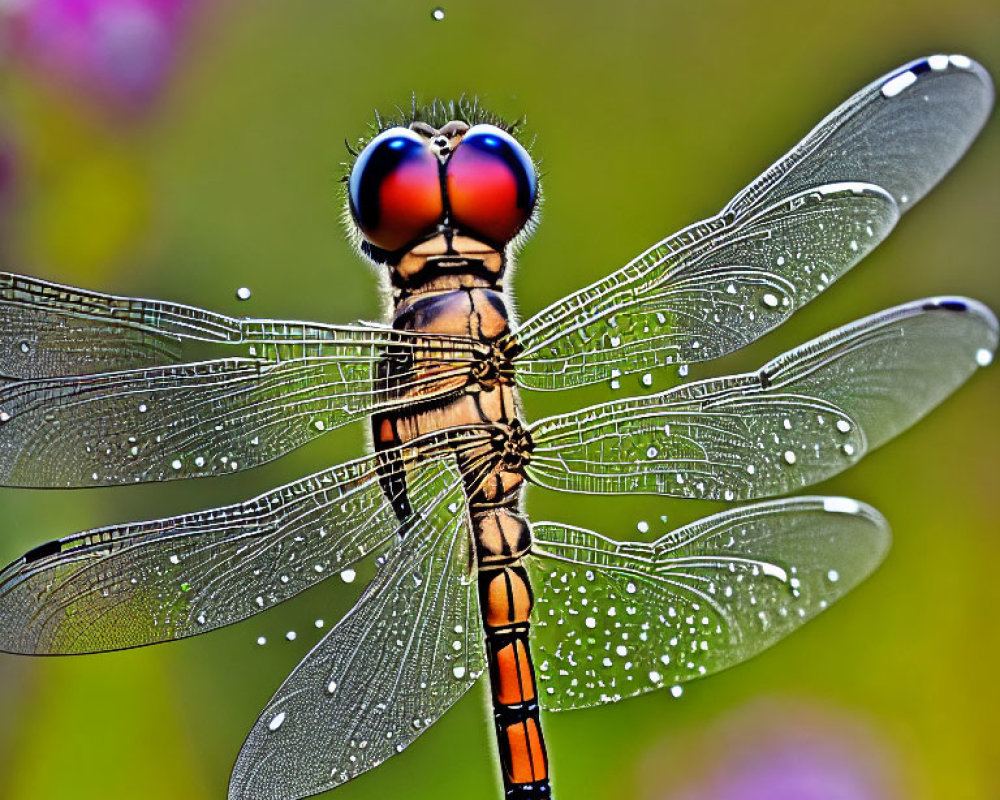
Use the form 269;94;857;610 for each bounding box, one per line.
348;127;443;253
446;124;537;246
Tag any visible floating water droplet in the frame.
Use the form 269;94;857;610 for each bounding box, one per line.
138;403;148;413
826;569;840;583
268;712;286;731
670;685;683;698
976;348;993;367
625;581;638;594
286;630;297;641
842;443;856;456
256;636;267;646
315;619;325;628
431;6;445;20
340;568;357;584
783;450;797;465
762;293;779;308
641;373;653;387
584;617;597;629
636;521;649;534
314;419;326;431
649;670;662;683
327;680;338;694
836;419;851;433
19;341;30;354
645;446;658;459
171;459;183;470
452;666;466;679
236;287;252;301
169;554;180;565
0;411;10;422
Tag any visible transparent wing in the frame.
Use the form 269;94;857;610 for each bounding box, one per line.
526;298;997;500
0;271;484;378
229;459;484;800
527;496;889;711
512;55;993;389
0;273;483;487
0;428;490;654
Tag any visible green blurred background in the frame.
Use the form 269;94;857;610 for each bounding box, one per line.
0;1;998;799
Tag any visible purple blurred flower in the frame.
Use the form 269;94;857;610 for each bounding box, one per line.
640;698;907;800
4;0;195;107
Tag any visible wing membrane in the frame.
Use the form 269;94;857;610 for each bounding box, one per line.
525;298;997;499
0;428;490;654
229;459;484;800
0;273;484;487
527;496;889;710
513;55;993;389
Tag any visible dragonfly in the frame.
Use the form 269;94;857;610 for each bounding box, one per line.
0;54;995;800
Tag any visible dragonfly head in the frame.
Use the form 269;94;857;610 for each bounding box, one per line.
345;102;539;293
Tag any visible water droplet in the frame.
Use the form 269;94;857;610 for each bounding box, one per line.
327;680;338;694
625;581;638;594
842;443;856;456
670;685;683;698
138;403;148;413
976;348;993;367
236;287;252;301
641;373;653;387
584;617;597;629
783;450;797;465
826;569;840;583
268;712;286;731
452;666;466;679
649;670;662;684
762;293;779;308
19;341;30;353
315;619;325;628
340;568;357;584
0;411;10;423
314;419;326;431
636;521;649;534
171;459;183;470
646;446;658;459
836;419;851;433
285;630;297;641
256;636;267;646
169;554;180;565
431;6;445;20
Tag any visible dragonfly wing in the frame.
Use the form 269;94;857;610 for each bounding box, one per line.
527;496;889;711
0;274;482;487
513;56;993;389
0;351;472;487
526;298;997;500
0;429;490;654
229;459;484;800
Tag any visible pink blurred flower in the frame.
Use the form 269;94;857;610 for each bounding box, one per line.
640;698;909;800
3;0;195;107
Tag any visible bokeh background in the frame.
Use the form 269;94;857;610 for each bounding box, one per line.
0;2;998;799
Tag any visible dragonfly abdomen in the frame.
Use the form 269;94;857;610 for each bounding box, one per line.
475;506;550;798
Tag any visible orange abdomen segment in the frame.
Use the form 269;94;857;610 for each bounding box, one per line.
495;639;536;705
504;718;548;784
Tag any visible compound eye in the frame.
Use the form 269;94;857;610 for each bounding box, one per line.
348;127;443;253
446;124;537;245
